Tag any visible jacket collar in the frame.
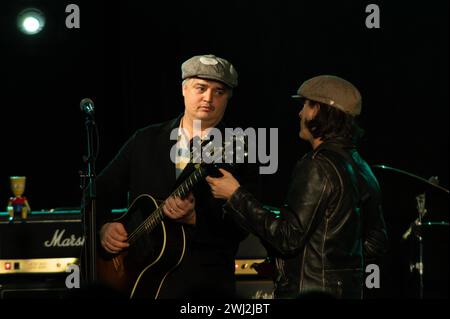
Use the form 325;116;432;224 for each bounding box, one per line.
313;137;355;157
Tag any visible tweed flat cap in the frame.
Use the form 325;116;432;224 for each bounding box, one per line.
181;54;238;88
292;75;362;116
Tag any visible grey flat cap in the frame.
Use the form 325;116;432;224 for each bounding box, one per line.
292;75;362;116
181;54;238;88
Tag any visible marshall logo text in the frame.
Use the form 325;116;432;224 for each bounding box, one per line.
44;229;85;248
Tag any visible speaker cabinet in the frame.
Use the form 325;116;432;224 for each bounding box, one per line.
0;274;70;299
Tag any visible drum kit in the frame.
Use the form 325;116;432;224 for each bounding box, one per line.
372;165;449;298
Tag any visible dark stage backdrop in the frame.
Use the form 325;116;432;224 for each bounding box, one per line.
1;1;448;298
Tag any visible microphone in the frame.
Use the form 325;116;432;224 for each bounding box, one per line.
80;98;95;116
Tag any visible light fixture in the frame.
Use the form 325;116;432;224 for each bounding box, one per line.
17;8;46;35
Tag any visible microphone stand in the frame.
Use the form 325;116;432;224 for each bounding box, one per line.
372;164;449;299
80;112;98;285
414;193;426;299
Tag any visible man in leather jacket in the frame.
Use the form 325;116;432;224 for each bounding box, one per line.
207;75;388;299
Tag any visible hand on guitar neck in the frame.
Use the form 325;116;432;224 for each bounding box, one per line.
99;192;196;254
162;192;196;225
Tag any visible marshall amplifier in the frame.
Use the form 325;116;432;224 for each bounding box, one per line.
235;232;275;299
0;211;84;268
0;208;129;298
0;208;127;265
0;210;84;298
233;206;280;299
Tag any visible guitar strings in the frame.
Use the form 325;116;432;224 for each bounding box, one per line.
127;170;197;243
127;167;206;244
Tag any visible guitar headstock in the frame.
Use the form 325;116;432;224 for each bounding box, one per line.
172;133;250;195
190;133;249;175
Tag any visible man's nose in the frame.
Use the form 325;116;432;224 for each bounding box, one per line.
203;89;213;102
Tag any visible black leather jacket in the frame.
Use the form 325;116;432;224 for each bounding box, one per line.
224;138;388;298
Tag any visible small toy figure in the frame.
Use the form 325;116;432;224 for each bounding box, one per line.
7;176;31;220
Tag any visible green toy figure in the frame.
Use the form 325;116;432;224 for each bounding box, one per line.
7;176;31;220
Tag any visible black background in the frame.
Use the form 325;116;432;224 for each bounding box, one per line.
1;0;448;298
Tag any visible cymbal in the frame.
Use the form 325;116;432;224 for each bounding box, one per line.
372;164;448;223
372;164;449;195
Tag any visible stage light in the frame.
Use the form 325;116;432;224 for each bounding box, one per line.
17;8;46;35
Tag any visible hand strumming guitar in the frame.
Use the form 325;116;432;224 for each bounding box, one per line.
100;192;196;254
100;222;130;254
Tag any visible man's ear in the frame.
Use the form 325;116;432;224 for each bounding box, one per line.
312;102;320;116
181;78;191;97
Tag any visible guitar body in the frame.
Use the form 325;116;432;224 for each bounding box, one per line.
97;194;186;299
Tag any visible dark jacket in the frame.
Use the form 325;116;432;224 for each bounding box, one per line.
224;138;388;298
95;115;257;298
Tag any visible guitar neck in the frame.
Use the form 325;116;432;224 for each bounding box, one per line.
171;164;208;198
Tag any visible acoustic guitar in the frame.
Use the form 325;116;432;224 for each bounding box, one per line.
97;134;247;298
97;163;210;298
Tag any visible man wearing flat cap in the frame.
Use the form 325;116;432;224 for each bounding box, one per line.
95;54;256;298
207;75;388;298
